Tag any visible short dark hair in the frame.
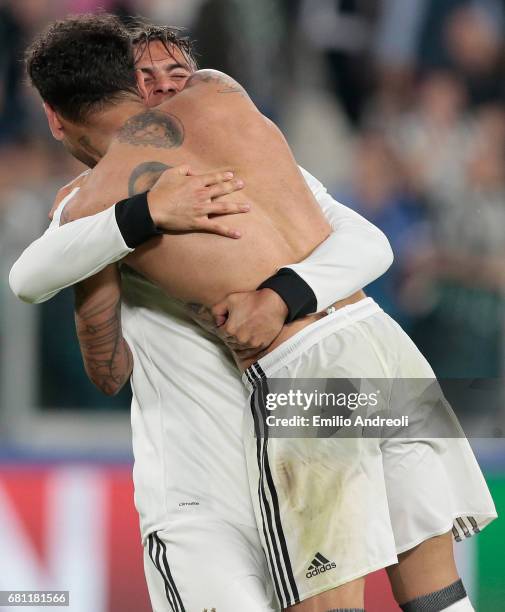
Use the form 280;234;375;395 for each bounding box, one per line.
25;13;138;124
128;21;197;70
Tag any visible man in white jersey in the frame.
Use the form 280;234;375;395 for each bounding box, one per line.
10;18;395;612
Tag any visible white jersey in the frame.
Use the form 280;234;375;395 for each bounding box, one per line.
9;168;394;542
121;269;255;536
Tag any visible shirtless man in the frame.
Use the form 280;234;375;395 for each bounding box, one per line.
16;14;496;612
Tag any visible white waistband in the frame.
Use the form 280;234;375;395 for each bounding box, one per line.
242;297;381;390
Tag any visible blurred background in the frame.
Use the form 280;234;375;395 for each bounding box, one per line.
0;0;504;610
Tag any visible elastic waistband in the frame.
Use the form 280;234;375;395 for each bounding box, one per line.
242;297;381;391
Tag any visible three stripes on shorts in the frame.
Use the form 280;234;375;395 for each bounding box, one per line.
149;361;480;610
148;532;185;612
452;516;480;542
246;362;300;609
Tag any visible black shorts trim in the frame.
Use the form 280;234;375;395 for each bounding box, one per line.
249;365;300;608
147;533;186;612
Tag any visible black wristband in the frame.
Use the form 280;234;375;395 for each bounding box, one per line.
258;268;317;323
114;192;162;248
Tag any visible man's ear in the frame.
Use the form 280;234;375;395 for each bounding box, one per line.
135;69;150;104
43;103;65;141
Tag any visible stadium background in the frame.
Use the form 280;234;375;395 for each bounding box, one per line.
0;0;504;610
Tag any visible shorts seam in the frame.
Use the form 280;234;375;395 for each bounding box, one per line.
395;512;497;556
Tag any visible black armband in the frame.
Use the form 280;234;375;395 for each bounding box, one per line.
114;192;162;248
258;268;317;323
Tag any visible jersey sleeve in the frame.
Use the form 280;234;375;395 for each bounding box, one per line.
283;167;393;314
9;189;133;303
9;186;162;304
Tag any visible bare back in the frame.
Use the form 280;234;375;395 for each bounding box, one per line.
77;70;330;308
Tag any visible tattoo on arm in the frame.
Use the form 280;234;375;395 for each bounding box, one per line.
74;279;133;395
128;161;172;196
60;159;173;223
117;110;184;149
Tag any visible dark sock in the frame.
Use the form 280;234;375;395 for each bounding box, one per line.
400;579;467;612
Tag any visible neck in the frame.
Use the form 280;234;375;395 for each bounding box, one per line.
74;99;146;164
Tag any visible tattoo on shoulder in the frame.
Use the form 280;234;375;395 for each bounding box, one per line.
117;110;184;149
128;161;172;196
187;71;249;98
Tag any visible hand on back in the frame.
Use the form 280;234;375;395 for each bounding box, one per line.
147;164;250;238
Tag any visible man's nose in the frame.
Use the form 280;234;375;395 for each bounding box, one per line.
154;75;178;94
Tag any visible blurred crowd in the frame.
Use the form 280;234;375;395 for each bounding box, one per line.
1;0;505;413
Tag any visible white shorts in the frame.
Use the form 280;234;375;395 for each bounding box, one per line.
242;298;497;609
143;517;278;612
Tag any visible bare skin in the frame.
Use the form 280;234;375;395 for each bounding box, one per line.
61;43;290;391
386;531;459;605
63;45;288;393
63;69;331;369
290;578;365;612
74;265;132;395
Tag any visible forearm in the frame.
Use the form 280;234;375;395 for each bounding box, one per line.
260;168;394;320
286;187;394;309
74;265;133;396
10;163;245;304
9;191;159;304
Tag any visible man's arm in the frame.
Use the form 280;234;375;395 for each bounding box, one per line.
74;265;132;396
212;167;394;356
9;166;248;303
265;166;394;320
9;200;133;303
10;167;392;316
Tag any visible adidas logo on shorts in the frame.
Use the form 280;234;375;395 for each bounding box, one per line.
306;552;337;579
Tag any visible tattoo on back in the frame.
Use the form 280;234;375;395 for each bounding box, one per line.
128;161;172;196
187;71;248;97
117;110;184;149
